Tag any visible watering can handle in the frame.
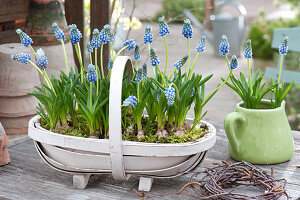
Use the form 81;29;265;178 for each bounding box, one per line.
213;0;247;42
224;112;246;153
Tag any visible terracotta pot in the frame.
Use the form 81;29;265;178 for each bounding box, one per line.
0;43;40;134
0;122;10;166
24;0;76;78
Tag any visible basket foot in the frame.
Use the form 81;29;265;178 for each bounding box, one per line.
73;174;91;189
138;177;154;191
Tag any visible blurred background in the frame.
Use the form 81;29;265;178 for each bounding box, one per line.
0;0;299;133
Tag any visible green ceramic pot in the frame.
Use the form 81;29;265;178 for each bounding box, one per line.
224;99;294;164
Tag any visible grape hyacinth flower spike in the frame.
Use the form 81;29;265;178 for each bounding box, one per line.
135;67;143;83
91;29;101;49
158;16;170;37
87;64;97;83
150;48;160;66
279;37;288;55
182;19;193;39
109;31;115;43
100;24;110;44
219;35;230;55
123;96;137;108
16;29;33;48
142;63;147;79
134;44;141;60
124;39;136;50
144;25;153;44
36;49;48;70
244;39;252;59
10;53;31;64
196;35;206;53
52;23;65;41
174;55;189;70
68;24;82;45
230;55;239;70
165;87;175;106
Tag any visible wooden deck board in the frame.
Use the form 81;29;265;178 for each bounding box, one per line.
1;123;300;200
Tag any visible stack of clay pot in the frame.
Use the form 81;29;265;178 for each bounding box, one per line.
0;43;40;135
0;122;10;166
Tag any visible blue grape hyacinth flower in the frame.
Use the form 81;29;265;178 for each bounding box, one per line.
108;58;113;70
144;25;153;44
196;35;206;53
230;55;239;70
244;39;252;59
150;48;160;66
87;64;97;83
36;49;48;70
165;87;175;106
182;19;193;39
16;29;33;47
158;16;170;37
87;41;94;53
10;53;31;64
52;23;65;41
135;67;143;83
68;24;82;45
123;96;137;108
124;39;136;50
91;29;101;49
100;24;110;44
219;35;230;55
134;44;141;60
142;63;147;78
174;55;189;70
109;31;115;43
279;37;288;55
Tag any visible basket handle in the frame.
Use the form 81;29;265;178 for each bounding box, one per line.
109;56;133;180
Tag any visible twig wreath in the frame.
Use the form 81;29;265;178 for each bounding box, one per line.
135;160;289;200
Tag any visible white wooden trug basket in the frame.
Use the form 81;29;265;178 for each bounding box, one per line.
28;56;216;191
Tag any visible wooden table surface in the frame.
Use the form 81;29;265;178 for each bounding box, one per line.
1;123;299;200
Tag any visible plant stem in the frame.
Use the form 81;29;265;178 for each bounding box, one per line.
156;64;166;87
100;44;105;79
110;43;114;59
168;68;177;80
61;40;69;77
29;45;36;58
89;52;92;64
137;82;140;103
114;46;127;61
202;70;232;107
163;36;168;76
188;52;200;79
132;60;138;81
185;38;190;76
90;82;93;110
95;48;99;96
247;58;253;95
75;44;84;83
278;54;284;84
169;83;180;99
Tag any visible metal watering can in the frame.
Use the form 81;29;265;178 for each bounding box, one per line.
185;0;246;57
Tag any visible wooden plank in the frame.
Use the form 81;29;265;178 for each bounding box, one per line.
1;122;300;199
65;0;84;70
265;67;300;85
90;0;110;76
0;30;19;44
0;0;29;23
